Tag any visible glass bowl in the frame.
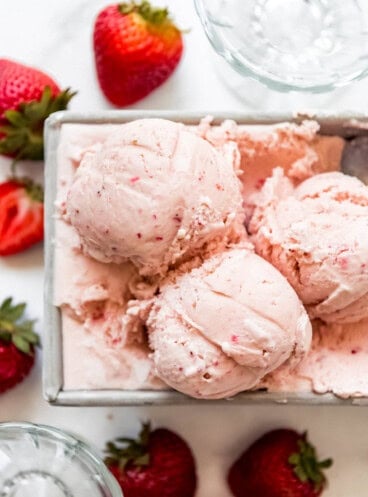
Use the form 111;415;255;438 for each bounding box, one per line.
0;422;123;497
194;0;368;93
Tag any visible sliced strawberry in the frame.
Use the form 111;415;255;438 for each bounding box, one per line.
0;179;44;256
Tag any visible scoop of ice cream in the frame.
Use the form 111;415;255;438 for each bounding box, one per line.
146;247;311;399
65;118;244;277
249;169;368;323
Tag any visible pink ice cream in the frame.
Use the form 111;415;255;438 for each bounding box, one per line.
62;313;162;390
146;247;312;399
194;117;345;220
55;117;368;401
65;118;244;277
249;169;368;323
263;318;368;399
55;223;163;390
54;124;163;390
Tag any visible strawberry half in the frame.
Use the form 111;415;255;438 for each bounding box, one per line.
228;429;333;497
93;1;183;106
0;297;39;393
0;59;75;160
0;179;44;256
104;422;197;497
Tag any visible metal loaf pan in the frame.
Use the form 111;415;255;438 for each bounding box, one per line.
44;110;368;406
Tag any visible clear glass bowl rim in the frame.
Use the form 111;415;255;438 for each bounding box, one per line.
193;0;368;93
0;421;123;497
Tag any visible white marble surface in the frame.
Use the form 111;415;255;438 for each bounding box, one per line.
1;1;368;496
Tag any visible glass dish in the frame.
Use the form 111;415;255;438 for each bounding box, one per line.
194;0;368;93
0;422;123;497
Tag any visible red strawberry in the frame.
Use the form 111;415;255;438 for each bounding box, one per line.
93;1;183;106
104;423;197;497
0;59;75;160
0;297;40;393
228;429;332;497
0;179;44;256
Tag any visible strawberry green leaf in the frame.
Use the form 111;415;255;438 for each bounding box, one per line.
293;465;308;482
1;297;13;311
134;453;150;466
0;131;26;152
119;1;170;25
0;319;14;332
104;422;151;470
12;335;31;355
17;327;40;345
0;330;11;342
17;177;44;203
0;86;76;161
0;297;39;355
5;302;26;322
288;435;333;491
288;453;300;465
4;110;27;128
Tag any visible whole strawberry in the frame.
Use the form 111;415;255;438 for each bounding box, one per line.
104;423;197;497
0;179;44;256
228;429;332;497
0;59;75;160
0;297;39;393
93;1;183;106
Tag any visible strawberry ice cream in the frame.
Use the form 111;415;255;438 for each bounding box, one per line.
65;118;244;277
194;117;345;220
54;124;162;391
53;115;368;402
249;169;368;323
146;247;312;399
55;224;163;390
262;318;368;399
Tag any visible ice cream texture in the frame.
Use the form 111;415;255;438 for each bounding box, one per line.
54;116;368;400
147;248;312;399
249;169;368;323
55;124;162;391
65;118;244;277
263;318;368;399
194;117;345;220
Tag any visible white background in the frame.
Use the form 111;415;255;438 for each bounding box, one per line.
1;1;368;496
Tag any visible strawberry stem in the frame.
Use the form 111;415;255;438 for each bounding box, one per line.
0;86;76;161
118;1;169;24
288;433;333;491
21;177;44;203
104;422;151;470
0;297;39;355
